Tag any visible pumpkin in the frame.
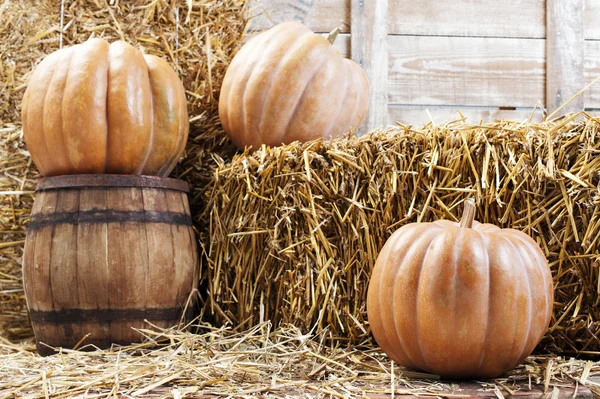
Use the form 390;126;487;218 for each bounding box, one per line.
219;21;369;150
366;200;554;379
22;38;188;177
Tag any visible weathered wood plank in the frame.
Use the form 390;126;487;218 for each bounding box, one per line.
352;0;388;132
165;191;198;307
105;188;148;341
547;0;585;116
249;0;348;32
583;40;600;107
388;35;545;107
389;0;545;38
249;0;547;38
388;106;544;127
76;188;110;345
584;0;600;40
140;381;594;398
50;190;83;345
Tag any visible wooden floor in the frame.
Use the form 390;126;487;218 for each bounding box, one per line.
141;380;595;398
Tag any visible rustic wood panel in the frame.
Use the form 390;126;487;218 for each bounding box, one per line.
352;0;388;132
249;0;349;32
50;189;83;345
77;188;111;345
165;190;198;307
584;0;600;40
388;106;544;127
583;40;600;107
23;191;60;353
547;0;584;116
388;0;545;38
250;0;547;38
388;36;546;107
106;188;149;341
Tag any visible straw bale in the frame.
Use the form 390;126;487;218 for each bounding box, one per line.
0;0;248;126
0;0;248;337
204;112;600;354
0;322;598;397
0;123;37;339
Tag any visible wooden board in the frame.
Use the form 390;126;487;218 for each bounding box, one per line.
388;35;546;107
139;380;595;398
249;0;348;32
351;0;388;132
584;40;600;108
388;0;545;38
388;106;544;127
584;0;600;40
546;0;584;115
250;0;546;38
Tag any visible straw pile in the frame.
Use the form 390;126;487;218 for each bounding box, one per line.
1;322;598;397
0;0;248;337
204;112;600;354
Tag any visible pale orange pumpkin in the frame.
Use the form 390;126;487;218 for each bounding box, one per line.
22;38;188;177
219;21;369;150
367;200;554;379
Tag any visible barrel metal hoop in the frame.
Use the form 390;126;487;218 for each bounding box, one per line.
28;210;193;230
36;175;190;193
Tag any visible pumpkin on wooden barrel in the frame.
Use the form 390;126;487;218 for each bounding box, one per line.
22;175;198;355
219;21;370;150
366;199;554;379
22;38;188;177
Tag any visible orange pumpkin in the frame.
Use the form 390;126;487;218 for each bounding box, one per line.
366;200;554;379
22;38;188;177
219;21;369;150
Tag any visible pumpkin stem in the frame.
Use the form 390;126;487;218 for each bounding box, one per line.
327;27;341;44
460;198;476;228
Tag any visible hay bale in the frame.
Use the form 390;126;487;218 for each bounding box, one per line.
0;0;248;337
204;113;600;354
0;124;38;339
0;0;248;126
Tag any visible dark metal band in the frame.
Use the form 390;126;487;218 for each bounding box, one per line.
28;210;193;230
36;175;190;193
29;307;195;324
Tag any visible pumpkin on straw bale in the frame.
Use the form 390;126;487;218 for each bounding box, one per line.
203;112;600;355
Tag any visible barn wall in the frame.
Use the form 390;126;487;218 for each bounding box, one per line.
249;0;600;127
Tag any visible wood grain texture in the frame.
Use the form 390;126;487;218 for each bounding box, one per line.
23;191;60;352
23;184;198;355
76;188;111;345
547;0;585;115
584;0;600;40
106;188;149;342
583;40;600;107
249;0;547;38
135;380;595;398
50;189;83;346
388;35;546;107
388;0;545;38
388;106;544;127
351;0;388;132
249;0;349;32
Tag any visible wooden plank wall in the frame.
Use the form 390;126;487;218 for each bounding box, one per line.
249;0;598;128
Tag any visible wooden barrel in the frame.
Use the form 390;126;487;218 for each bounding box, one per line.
23;175;198;355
